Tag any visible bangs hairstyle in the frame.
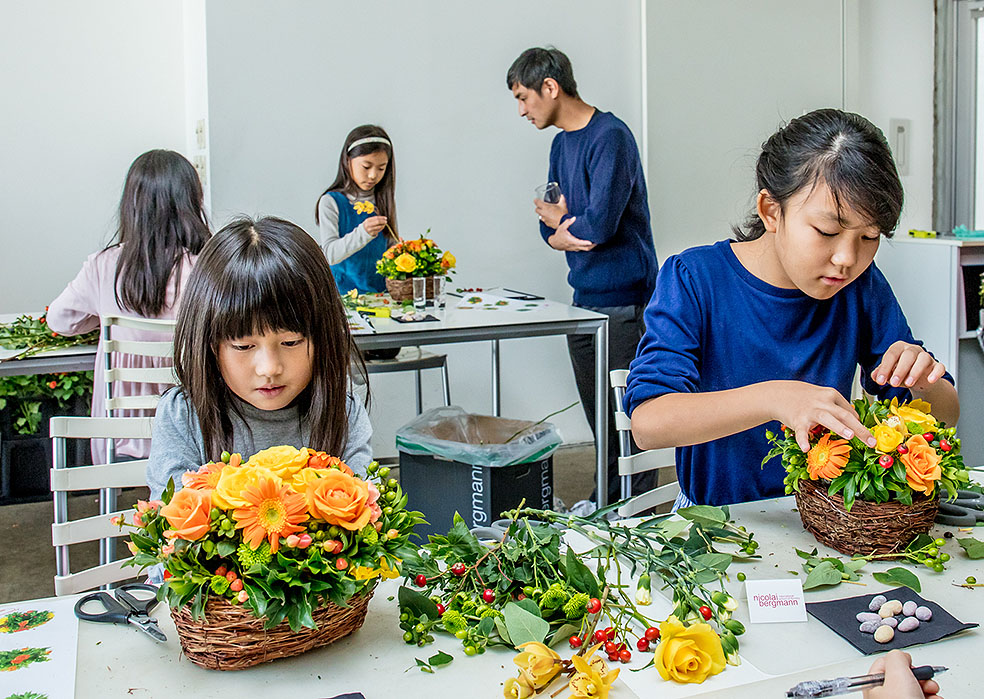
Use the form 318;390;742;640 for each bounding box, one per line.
315;124;398;243
733;109;903;241
110;149;210;316
506;46;578;97
173;216;366;460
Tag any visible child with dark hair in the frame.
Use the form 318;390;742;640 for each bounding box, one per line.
507;46;659;507
47;149;210;462
625;109;959;507
146;216;373;498
315;124;398;294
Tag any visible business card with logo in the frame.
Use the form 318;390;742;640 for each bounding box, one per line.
745;578;807;623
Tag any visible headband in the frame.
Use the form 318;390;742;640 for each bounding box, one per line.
347;136;391;152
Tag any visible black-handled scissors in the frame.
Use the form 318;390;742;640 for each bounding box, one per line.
936;489;984;526
74;582;167;642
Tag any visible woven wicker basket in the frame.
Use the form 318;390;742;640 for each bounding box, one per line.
171;586;375;670
794;477;939;556
385;276;437;302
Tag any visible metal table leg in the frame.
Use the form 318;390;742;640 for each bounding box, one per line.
491;339;501;416
595;320;609;508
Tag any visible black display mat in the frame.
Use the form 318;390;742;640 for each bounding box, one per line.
806;586;978;655
392;313;440;323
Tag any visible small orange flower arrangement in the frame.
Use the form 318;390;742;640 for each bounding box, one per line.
375;231;456;280
766;398;969;510
118;447;424;630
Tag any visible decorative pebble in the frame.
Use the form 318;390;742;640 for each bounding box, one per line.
915;606;933;621
902;601;918;617
878;600;903;618
859;620;882;634
874;625;895;643
869;595;887;612
898;617;920;632
879;617;898;629
857;612;881;623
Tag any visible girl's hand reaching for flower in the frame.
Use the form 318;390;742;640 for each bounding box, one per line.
768;380;876;452
871;341;947;391
363;216;388;237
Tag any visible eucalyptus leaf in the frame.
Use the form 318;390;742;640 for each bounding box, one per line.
957;537;984;560
872;567;922;593
503;602;550;647
549;623;580;647
694;552;732;572
513;597;542;617
398;586;440;620
494;615;512;644
655;517;691;540
428;651;453;667
676;505;728;526
803;560;844;590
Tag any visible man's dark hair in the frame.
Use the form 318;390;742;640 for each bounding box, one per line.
506;47;578;97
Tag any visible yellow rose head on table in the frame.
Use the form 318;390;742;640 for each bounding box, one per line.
766;397;969;511
116;448;424;630
375;232;456;281
653;616;726;684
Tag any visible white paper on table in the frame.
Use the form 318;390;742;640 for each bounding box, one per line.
454;292;547;312
0;595;80;699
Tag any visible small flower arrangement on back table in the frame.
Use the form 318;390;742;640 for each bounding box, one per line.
376;233;456;280
118;446;424;669
765;397;969;555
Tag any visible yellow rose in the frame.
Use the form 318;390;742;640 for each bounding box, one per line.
513;641;562;689
246;445;311;480
569;644;619;698
889;398;937;433
212;464;282;510
291;466;327;495
441;250;456;269
394;253;417;273
653;617;726;684
503;671;536;699
872;424;904;453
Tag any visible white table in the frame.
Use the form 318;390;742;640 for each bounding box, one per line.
1;300;612;508
64;497;980;698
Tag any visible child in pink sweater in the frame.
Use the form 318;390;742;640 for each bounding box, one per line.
47;150;210;462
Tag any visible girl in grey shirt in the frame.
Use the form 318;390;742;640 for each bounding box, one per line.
147;216;373;498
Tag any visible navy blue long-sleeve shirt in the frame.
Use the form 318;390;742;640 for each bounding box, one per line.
540;110;658;307
623;241;947;506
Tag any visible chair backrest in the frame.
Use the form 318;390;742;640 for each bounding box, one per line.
609;370;680;518
50;416;153;595
101;315;176;414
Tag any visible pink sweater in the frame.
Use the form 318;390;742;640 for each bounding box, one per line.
47;246;195;462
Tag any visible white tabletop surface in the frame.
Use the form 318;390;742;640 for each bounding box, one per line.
60;496;981;699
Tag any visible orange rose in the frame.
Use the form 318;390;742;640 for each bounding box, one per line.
899;434;942;495
159;487;212;541
306;470;373;530
307;451;354;474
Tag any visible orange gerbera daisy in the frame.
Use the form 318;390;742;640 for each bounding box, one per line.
181;461;225;491
233;476;308;553
806;434;851;480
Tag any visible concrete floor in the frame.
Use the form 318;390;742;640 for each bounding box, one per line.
0;444;598;604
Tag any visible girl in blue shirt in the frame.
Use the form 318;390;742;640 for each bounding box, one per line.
624;109;959;506
315;124;399;294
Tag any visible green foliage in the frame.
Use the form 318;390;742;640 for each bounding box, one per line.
957;536;984;559
0;372;93;435
872;567;922;593
0;313;98;358
375;233;455;280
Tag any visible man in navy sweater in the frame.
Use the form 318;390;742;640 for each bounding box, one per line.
507;47;659;507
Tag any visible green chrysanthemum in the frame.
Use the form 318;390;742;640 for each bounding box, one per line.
360;523;379;546
539;582;568;610
237;539;272;569
563;592;590;619
480;608;503;619
441;609;467;633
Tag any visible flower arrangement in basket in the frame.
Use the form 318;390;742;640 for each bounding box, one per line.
376;233;456;301
765;398;969;555
119;446;424;670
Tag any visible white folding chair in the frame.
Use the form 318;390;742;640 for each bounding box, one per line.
364;347;451;414
610;370;681;518
100;315;176;565
50;416;154;595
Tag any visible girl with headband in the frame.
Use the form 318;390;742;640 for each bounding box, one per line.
315;124;398;295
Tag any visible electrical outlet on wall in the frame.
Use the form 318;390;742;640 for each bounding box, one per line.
889;118;911;176
195;119;206;150
192;155;207;186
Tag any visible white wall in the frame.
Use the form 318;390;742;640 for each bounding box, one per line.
644;0;845;260
851;0;936;237
0;1;187;313
204;0;644;452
